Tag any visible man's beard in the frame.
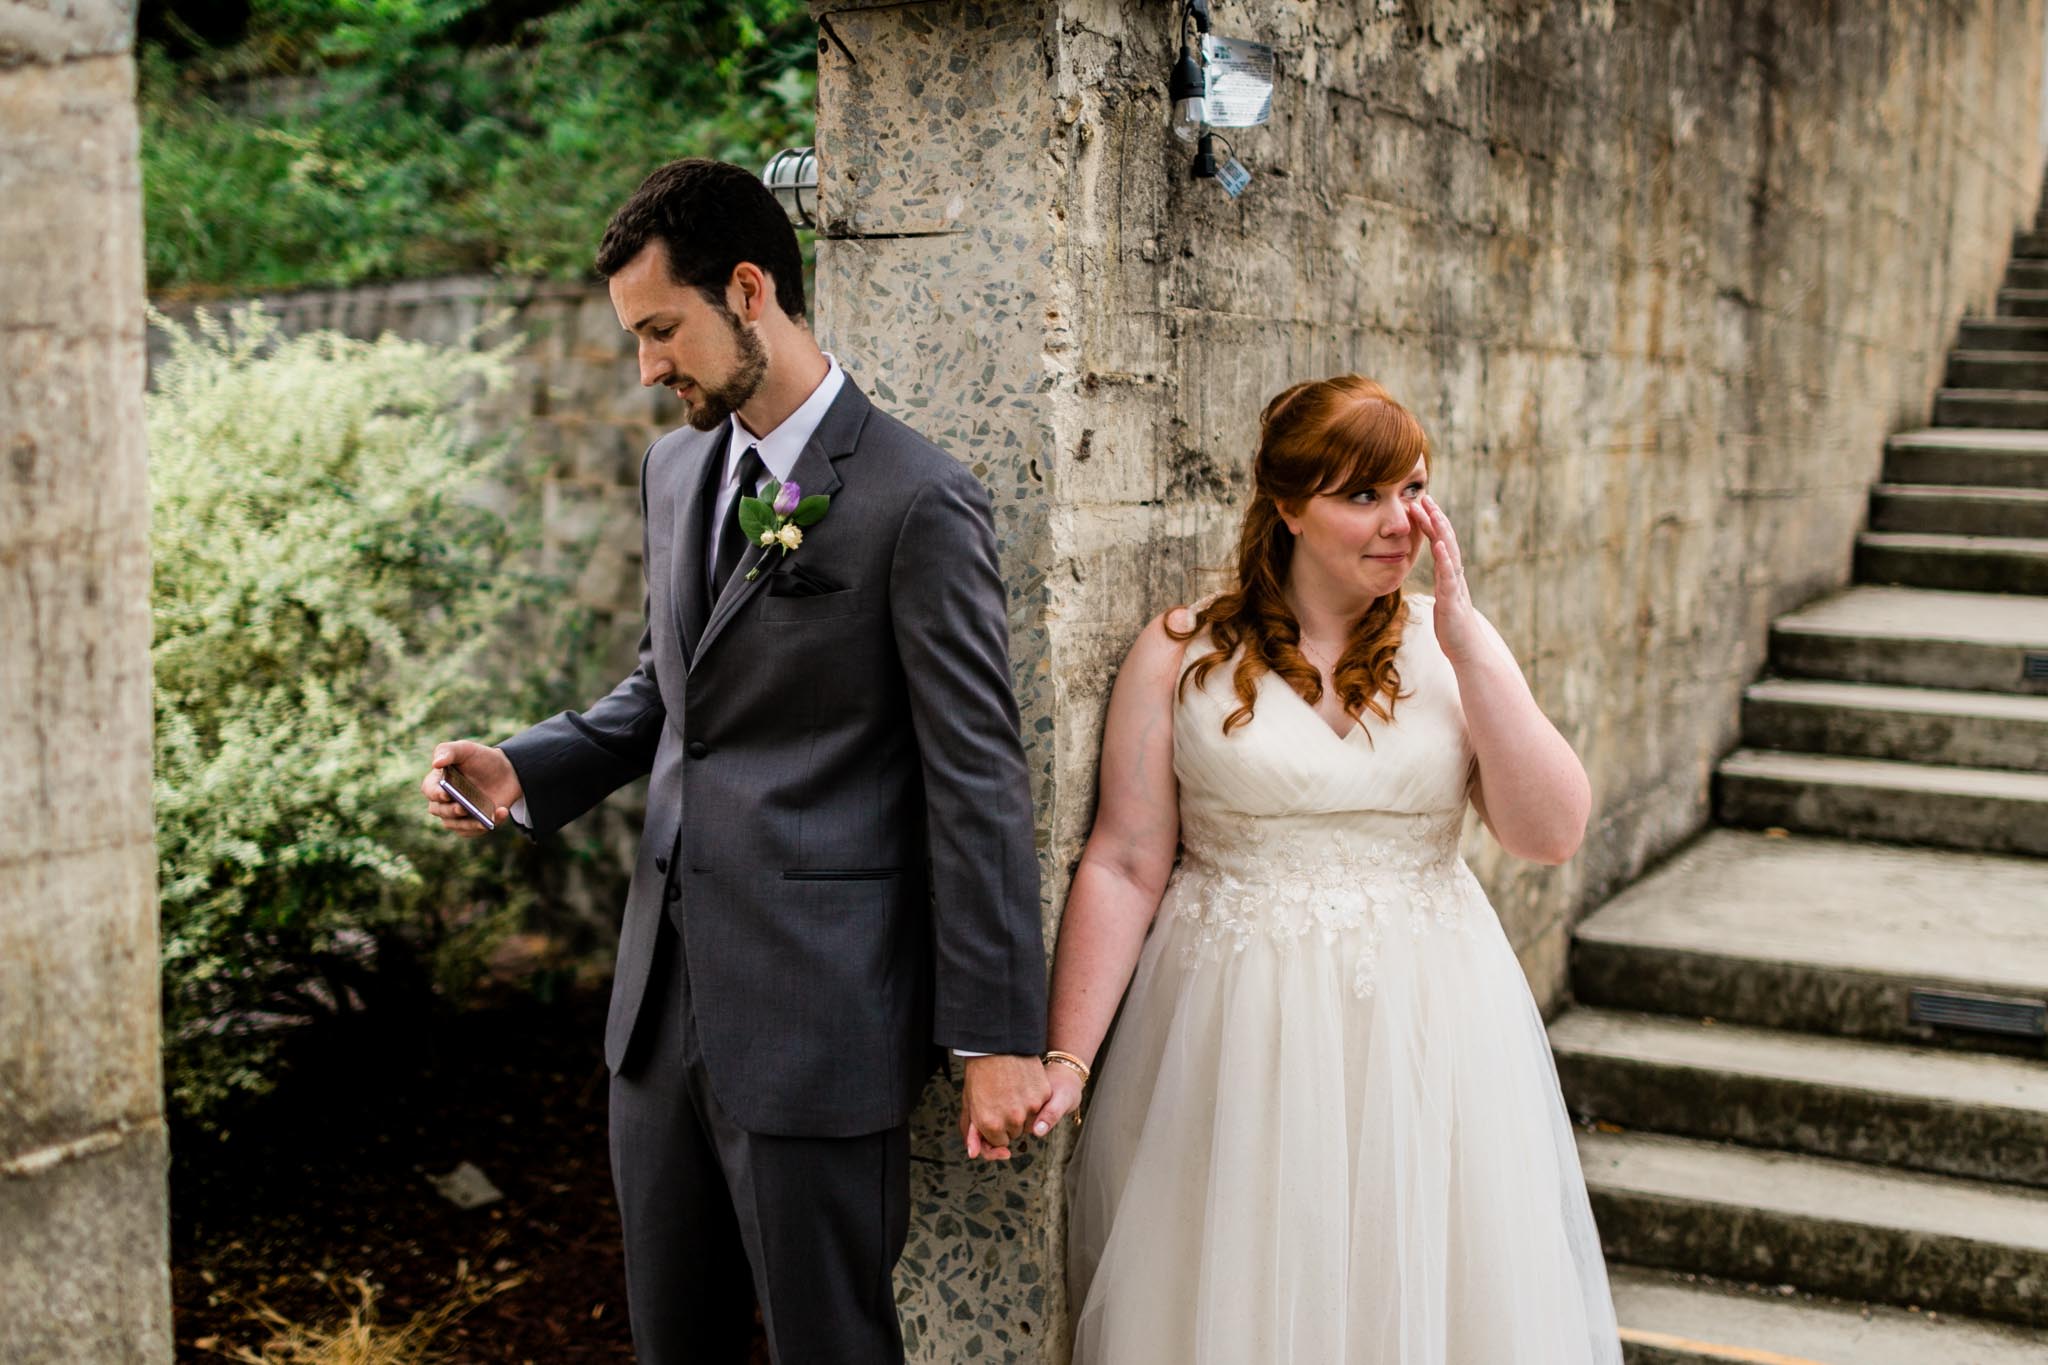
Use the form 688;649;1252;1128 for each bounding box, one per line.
683;308;770;432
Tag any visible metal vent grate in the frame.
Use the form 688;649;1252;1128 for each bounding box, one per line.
2025;652;2048;681
1909;988;2048;1039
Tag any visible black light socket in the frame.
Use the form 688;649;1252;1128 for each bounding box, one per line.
1169;43;1204;105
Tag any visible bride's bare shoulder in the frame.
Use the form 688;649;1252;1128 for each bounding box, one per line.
1165;589;1228;638
1129;606;1191;665
1119;598;1212;699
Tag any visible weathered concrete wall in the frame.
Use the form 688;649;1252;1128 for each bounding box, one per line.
1041;0;2048;1017
0;1;173;1359
811;0;2047;1359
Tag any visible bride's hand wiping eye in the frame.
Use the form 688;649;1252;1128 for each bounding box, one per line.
1408;493;1481;664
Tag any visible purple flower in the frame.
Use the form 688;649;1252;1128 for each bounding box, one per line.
773;481;802;517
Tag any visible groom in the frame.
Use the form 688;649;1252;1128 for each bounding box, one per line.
421;159;1050;1362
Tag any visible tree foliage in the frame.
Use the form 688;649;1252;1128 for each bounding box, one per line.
141;0;817;292
149;306;558;1121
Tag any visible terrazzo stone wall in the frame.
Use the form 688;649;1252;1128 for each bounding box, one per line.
810;6;1069;1358
810;0;2047;1359
1;0;173;1358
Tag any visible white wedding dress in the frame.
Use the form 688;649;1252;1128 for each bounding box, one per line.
1066;595;1622;1365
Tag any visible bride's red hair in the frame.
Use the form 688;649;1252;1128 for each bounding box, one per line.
1169;375;1430;735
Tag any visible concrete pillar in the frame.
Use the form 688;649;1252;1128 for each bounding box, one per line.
0;1;170;1359
809;5;1075;1358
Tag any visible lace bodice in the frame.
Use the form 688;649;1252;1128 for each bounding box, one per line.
1165;595;1483;991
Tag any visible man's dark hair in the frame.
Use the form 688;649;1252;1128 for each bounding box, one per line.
596;158;806;320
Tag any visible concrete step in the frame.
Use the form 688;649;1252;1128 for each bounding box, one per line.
1958;317;2048;351
1740;678;2048;771
1946;349;2048;389
1715;748;2048;855
1854;530;2048;595
1551;1009;2048;1186
1579;1129;2048;1327
2007;259;2048;291
1997;288;2048;317
1932;387;2048;428
1882;428;2048;488
1570;830;2048;1049
1869;483;2048;538
1610;1266;2048;1365
1768;586;2048;695
2015;230;2048;258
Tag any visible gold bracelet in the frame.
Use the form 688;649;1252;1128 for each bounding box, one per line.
1043;1050;1092;1083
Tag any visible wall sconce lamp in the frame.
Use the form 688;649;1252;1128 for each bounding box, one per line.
1170;0;1262;195
1169;0;1212;143
763;146;819;228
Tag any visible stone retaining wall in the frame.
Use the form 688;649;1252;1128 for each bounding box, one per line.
811;0;2048;1357
151;276;673;929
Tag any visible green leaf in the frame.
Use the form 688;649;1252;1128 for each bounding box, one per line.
759;478;782;507
792;494;830;527
737;496;775;542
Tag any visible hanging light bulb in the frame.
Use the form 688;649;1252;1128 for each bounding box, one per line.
1167;0;1211;143
1169;42;1207;143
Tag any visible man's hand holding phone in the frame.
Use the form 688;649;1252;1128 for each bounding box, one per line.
421;740;522;838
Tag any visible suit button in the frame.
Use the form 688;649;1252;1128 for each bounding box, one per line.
687;740;709;759
655;856;668;874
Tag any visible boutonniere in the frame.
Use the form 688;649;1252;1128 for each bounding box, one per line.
739;479;831;580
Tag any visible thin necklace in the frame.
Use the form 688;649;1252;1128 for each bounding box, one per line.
1299;635;1340;675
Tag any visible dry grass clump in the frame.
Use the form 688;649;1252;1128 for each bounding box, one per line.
210;1263;525;1365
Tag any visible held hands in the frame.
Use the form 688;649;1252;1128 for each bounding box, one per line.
1027;1057;1086;1139
1407;493;1483;666
419;739;523;837
959;1054;1054;1161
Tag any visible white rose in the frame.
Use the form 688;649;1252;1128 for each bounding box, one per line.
759;529;778;546
777;524;804;550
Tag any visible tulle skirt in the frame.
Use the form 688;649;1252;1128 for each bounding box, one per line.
1065;863;1623;1365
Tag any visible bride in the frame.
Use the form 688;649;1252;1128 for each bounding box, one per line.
1022;376;1622;1363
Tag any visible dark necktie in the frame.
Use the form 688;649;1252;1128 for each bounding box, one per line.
709;444;767;599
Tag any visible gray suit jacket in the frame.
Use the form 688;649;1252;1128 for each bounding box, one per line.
500;380;1046;1137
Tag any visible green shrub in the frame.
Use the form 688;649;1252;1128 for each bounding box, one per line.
149;306;552;1123
141;0;817;293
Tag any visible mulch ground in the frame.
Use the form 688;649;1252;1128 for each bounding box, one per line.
170;983;769;1363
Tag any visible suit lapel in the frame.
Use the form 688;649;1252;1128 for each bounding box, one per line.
673;424;731;665
692;383;870;671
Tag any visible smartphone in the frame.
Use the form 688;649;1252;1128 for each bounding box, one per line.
439;765;497;831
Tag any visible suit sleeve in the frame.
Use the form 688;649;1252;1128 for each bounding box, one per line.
497;445;666;836
889;464;1048;1056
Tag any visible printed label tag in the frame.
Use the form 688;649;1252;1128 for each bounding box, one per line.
1217;157;1252;198
1201;34;1275;127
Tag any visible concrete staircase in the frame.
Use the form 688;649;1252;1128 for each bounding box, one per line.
1554;220;2048;1362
